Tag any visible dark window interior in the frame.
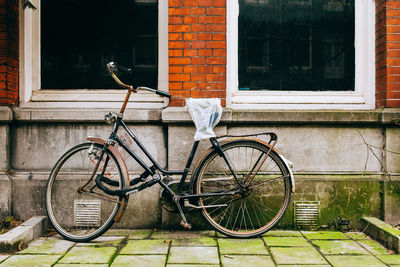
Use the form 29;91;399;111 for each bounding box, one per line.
239;0;355;91
41;0;158;89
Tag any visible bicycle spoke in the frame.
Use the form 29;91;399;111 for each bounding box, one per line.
196;140;291;237
46;143;123;242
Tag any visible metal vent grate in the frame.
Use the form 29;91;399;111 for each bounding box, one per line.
74;199;101;227
294;201;320;229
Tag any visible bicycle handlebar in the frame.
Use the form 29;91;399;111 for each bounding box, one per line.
107;62;171;98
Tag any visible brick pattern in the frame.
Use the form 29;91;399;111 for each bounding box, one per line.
376;0;400;108
0;1;399;108
0;0;18;106
168;0;226;107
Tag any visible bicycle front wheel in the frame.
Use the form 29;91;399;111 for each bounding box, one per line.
46;142;125;242
194;139;291;238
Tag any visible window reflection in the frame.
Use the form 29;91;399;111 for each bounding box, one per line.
41;0;158;89
239;0;355;91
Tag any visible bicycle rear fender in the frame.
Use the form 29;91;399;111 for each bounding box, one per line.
87;137;130;222
192;137;295;193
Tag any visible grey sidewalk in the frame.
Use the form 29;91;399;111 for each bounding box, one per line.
0;229;400;266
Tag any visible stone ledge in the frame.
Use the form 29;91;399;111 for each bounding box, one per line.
163;108;400;125
232;110;382;124
0;107;12;122
2;107;400;124
361;216;400;254
0;216;47;252
382;108;400;125
12;108;162;122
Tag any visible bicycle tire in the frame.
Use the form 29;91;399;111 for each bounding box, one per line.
46;142;125;242
193;139;291;238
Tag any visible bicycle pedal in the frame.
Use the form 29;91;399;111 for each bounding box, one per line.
180;220;192;229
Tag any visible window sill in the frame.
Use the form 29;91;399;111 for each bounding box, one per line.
12;107;162;122
20;90;167;109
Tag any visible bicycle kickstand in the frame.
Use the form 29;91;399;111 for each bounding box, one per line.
173;195;192;229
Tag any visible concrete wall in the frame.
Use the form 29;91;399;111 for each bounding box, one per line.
0;107;11;217
1;107;399;230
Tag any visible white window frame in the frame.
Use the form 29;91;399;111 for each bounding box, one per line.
19;0;168;109
227;0;375;110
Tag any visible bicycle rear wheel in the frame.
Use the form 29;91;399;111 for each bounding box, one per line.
194;139;291;238
46;142;125;242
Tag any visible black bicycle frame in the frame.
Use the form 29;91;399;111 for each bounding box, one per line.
102;117;240;199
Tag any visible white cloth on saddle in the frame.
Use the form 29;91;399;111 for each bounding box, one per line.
186;98;222;141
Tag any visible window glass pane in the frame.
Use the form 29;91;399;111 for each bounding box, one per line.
41;0;158;89
238;0;355;91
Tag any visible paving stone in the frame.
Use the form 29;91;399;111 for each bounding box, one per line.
111;255;166;267
166;265;219;267
264;236;311;247
103;229;134;236
218;238;268;255
168;247;219;264
151;230;215;239
276;265;330;267
120;239;169;254
326;255;387;266
172;237;217;247
0;255;9;263
263;230;303;237
58;246;117;264
128;229;152;239
345;232;369;240
357;239;390;255
75;236;124;246
270;247;327;265
376;255;400;265
312;240;369;255
221;255;274;267
0;254;61;266
55;265;108;267
18;237;74;254
302;231;349;240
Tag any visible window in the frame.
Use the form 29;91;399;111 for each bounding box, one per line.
21;0;168;108
227;0;375;109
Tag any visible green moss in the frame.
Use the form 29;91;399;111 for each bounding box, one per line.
221;255;275;267
58;246;117;264
357;240;390;255
119;239;169;255
302;231;349;240
326;255;387;266
218;238;268;255
376;254;400;265
172;237;217;247
270;247;327;265
281;179;382;229
1;254;61;266
311;240;369;255
263;236;311;247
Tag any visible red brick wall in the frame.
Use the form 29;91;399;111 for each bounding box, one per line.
0;0;18;106
168;0;226;107
0;1;399;108
376;0;400;108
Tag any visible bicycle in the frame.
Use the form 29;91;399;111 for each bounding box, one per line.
45;62;295;242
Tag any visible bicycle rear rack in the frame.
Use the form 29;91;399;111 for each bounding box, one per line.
216;132;277;147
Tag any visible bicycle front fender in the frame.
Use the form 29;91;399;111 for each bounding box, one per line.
87;137;130;222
